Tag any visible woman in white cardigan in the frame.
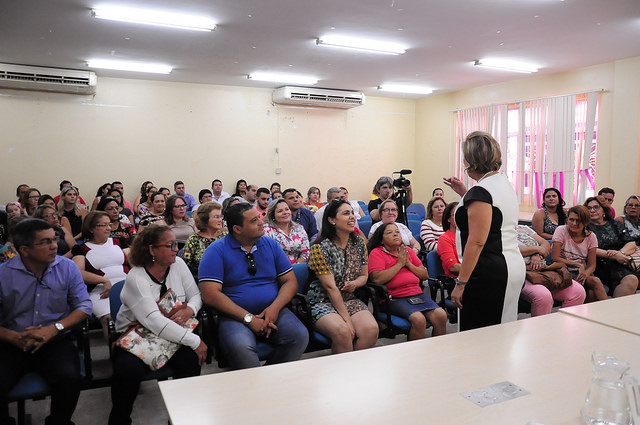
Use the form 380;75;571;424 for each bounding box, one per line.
109;224;207;425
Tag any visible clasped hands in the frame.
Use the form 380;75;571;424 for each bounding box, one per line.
248;306;279;338
14;325;57;353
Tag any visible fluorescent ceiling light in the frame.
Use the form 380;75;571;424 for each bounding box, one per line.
474;59;539;74
316;35;406;55
91;6;216;32
248;72;318;85
378;84;433;95
87;59;173;74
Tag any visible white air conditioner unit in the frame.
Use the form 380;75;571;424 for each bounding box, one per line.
0;63;97;95
272;86;365;109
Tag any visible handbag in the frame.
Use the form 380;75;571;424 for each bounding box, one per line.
525;264;573;290
627;248;640;273
114;289;198;371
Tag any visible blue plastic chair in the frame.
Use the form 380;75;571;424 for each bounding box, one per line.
425;250;457;323
406;203;426;221
291;263;331;350
357;200;368;216
407;219;422;241
357;216;373;238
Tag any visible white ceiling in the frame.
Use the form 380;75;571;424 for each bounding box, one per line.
1;0;640;98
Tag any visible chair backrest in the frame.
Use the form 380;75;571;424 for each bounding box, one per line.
292;263;310;294
426;250;445;277
357;200;368;215
406;203;426;220
109;280;126;318
407;219;422;241
358;216;373;237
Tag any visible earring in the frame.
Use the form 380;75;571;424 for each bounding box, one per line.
152;256;155;263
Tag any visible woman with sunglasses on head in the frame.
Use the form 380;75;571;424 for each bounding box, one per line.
584;196;639;297
307;199;378;354
33;205;75;258
72;211;130;340
133;181;153;217
532;188;567;240
109;224;206;425
615;195;640;244
97;196;137;249
165;195;197;249
107;188;135;225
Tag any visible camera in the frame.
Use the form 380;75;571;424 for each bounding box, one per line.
393;169;412;189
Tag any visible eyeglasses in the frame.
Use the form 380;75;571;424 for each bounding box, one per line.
626;204;640;208
381;208;398;213
173;204;187;209
211;215;223;220
586;205;601;211
28;195;40;199
245;252;257;276
44;212;58;219
154;241;179;251
94;223;111;228
33;236;60;246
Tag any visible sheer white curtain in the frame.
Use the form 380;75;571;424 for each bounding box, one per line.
455;91;599;207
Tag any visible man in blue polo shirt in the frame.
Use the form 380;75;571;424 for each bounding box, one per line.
199;203;308;369
0;218;92;425
283;188;318;240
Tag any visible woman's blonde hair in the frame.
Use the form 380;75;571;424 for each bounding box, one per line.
462;131;502;175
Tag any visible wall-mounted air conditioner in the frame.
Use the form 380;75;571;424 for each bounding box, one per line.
273;86;365;109
0;63;97;95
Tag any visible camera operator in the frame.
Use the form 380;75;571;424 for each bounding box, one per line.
367;175;413;224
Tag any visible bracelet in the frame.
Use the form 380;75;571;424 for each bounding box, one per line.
454;277;468;286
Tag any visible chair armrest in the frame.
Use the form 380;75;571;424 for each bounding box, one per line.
366;282;392;330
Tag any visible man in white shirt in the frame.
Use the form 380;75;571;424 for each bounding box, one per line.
211;179;230;204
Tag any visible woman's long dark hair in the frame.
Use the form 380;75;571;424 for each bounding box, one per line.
542;187;567;225
366;222;396;253
319;199;355;244
233;179;247;197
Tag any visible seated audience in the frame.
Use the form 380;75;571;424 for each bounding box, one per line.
192;189;212;212
232;179;247;197
271;190;283;200
4;202;23;220
23;188;41;216
615;195;640;244
107;188;135;225
0;218;92;425
255;187;270;218
165;195;197;248
211;179;230;204
33;205;75;258
367;176;413;223
516;224;586;316
307;199;378;354
263;198;310;264
110;181;134;212
58;186;88;240
0;217;26;263
53;180;87;205
284;188;318;240
437;202;461;277
90;183;112;211
133;181;154;216
532;188;567;240
158;187;171;198
598;187;616;217
368;200;421;255
135;185;157;218
241;184;258;206
182;201;227;280
15;184;30;205
72;211;130;340
109;225;206;425
420;196;447;252
585;196;639;297
432;187;445;199
314;187;343;232
37;194;56;209
304;186;324;212
174;181;197;211
552;205;608;302
221;196;243;232
138;192;166;229
269;182;281;195
368;222;447;339
199;203;308;369
97;197;137;249
340;186;365;219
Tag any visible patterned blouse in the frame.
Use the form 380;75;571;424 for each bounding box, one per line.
263;223;310;264
619;215;640;244
139;213;165;228
110;221;137;249
307;235;368;321
181;232;227;279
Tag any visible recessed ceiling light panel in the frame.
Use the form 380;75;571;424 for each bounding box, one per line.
91;5;216;32
248;72;318;85
316;35;406;55
87;59;173;74
474;59;539;74
378;84;433;95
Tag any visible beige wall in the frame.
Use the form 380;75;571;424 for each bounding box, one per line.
0;78;415;205
414;56;640;214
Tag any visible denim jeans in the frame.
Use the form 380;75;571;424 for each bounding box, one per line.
217;308;309;369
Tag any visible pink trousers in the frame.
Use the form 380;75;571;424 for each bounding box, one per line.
520;279;586;316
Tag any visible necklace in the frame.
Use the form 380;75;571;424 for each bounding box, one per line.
478;171;498;182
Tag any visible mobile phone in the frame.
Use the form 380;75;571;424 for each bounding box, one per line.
407;296;424;305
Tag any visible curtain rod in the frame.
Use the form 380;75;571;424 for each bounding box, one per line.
449;89;605;112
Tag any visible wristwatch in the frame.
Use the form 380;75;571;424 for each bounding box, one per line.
54;322;65;333
243;313;253;326
454;277;468;286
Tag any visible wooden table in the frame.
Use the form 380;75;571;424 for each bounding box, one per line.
159;313;639;425
559;294;640;336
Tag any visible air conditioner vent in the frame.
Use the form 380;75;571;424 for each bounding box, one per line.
273;86;365;109
0;63;97;95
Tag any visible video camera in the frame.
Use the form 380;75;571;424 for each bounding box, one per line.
393;169;412;189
